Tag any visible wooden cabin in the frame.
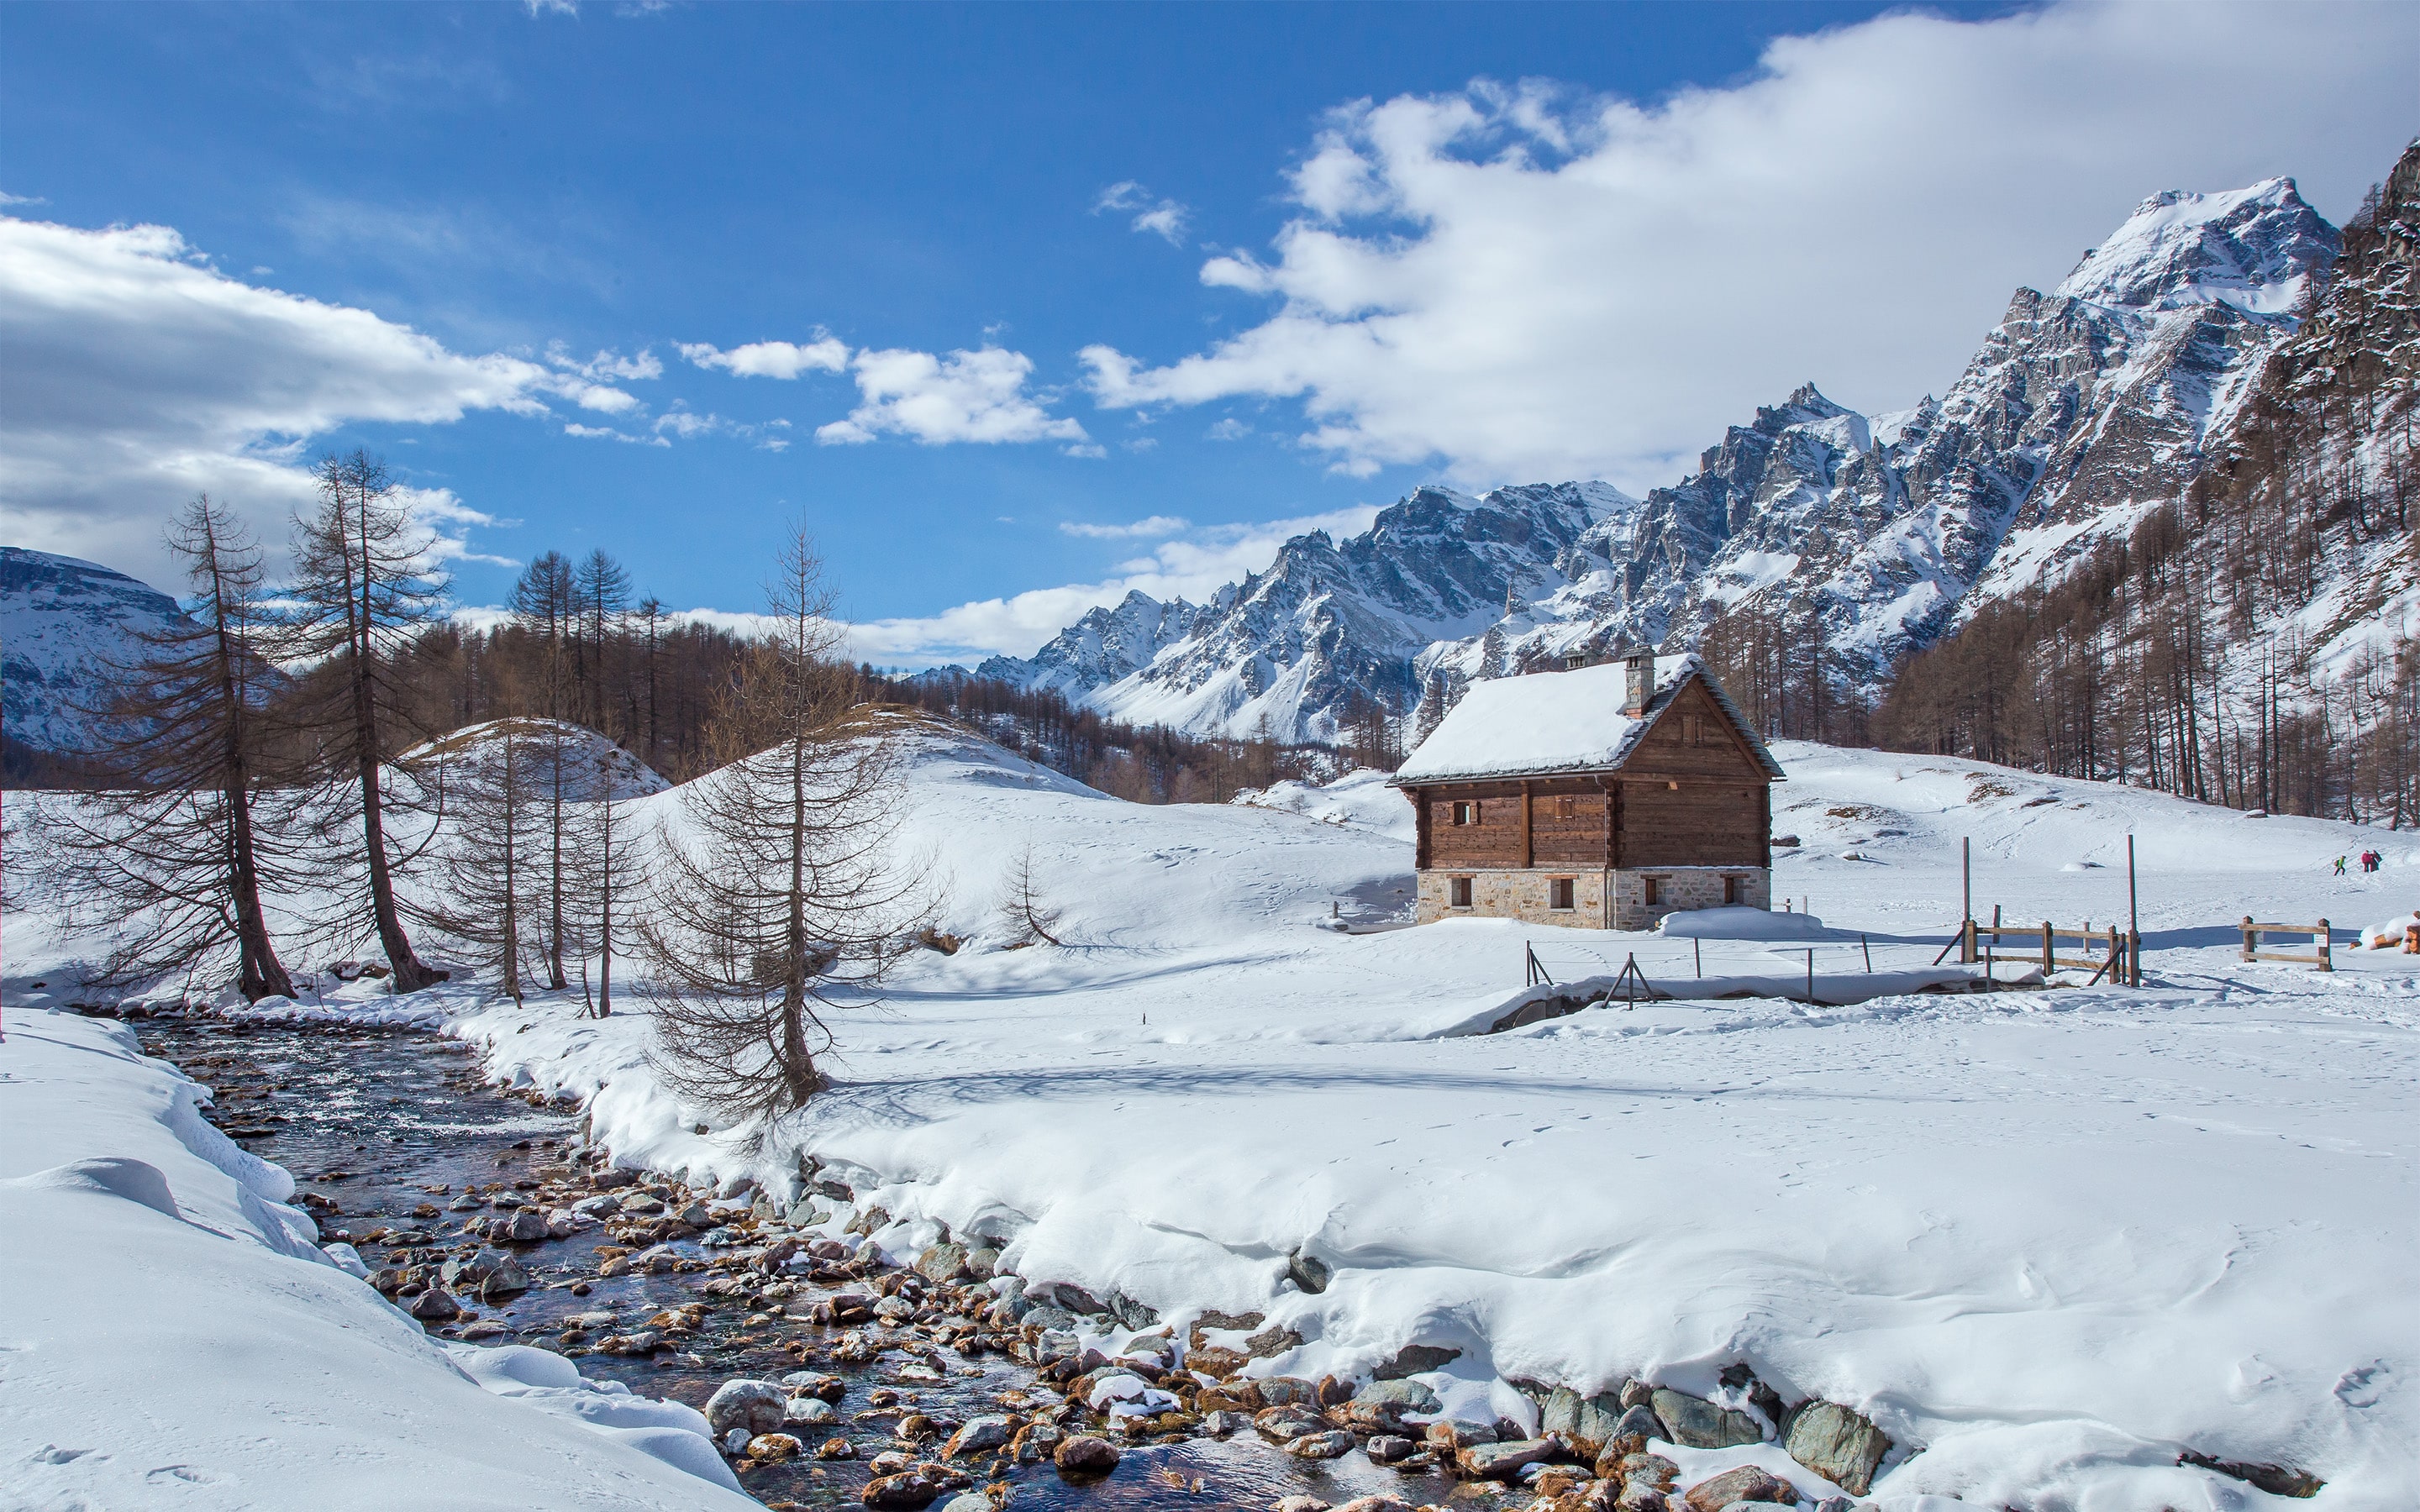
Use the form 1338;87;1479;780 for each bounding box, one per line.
1389;649;1785;930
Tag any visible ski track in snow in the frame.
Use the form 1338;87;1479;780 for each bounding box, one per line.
6;730;2417;1509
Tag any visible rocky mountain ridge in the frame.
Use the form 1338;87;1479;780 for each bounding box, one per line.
981;177;2349;742
1;546;194;761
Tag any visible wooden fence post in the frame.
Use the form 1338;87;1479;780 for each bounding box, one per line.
2241;916;2255;963
2042;921;2054;975
2317;919;2333;973
2128;927;2140;987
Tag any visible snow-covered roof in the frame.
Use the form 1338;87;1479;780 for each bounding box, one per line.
1391;654;1784;785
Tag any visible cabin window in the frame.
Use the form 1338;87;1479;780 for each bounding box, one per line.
1449;876;1474;908
1549;877;1576;911
1723;875;1743;905
1555;795;1576;820
1449;801;1478;827
1643;875;1665;906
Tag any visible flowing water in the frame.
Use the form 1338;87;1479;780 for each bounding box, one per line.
138;1018;1464;1511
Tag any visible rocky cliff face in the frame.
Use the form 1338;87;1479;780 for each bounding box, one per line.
1;547;192;757
985;178;2347;742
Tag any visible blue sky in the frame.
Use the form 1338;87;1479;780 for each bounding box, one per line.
3;1;2412;664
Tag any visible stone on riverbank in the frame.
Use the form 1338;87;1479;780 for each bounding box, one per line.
1284;1430;1355;1459
1054;1435;1119;1476
1681;1465;1797;1511
1459;1438;1555;1478
705;1378;788;1438
1543;1385;1630;1458
406;1286;461;1321
1781;1401;1890;1495
1651;1388;1764;1449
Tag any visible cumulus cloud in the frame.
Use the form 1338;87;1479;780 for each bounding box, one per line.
1080;0;2420;492
840;505;1379;665
1096;181;1192;244
1059;515;1190;539
679;336;850;380
0;216;556;578
818;345;1087;447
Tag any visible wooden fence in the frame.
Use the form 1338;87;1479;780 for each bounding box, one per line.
2240;917;2333;972
1959;914;2139;986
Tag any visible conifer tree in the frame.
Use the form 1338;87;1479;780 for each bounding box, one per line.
38;497;300;1000
287;449;446;991
639;526;919;1121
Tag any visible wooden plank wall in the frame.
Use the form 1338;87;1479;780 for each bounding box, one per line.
1408;680;1775;872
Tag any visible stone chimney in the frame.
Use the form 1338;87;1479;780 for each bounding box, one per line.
1621;643;1658;716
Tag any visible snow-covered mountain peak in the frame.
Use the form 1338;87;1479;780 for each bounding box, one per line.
2054;177;2338;315
2;547;192;756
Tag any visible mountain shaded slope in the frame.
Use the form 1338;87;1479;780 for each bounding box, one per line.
2;548;193;774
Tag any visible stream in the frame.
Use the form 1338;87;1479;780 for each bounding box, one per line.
138;1017;1468;1512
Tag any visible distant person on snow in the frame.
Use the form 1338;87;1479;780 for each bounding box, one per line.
2332;856;2347;876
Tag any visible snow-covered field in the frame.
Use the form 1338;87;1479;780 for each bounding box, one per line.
6;732;2417;1509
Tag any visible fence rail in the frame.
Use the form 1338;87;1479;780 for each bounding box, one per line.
1960;915;2139;986
2240;916;2333;972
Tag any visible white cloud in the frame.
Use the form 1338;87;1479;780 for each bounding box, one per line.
547;343;662;382
1205;417;1252;441
679;337;850;380
1096;181;1192;244
1;192;50;207
1059;515;1190;539
818;345;1087;447
0;216;559;578
563;421;668;447
839;505;1380;666
1080;1;2420;493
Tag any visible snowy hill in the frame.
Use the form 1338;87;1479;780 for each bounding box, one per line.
984;180;2347;741
404;717;670;801
0;546;192;755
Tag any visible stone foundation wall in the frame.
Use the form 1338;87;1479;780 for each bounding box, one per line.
1418;865;1769;932
1609;866;1769;931
1416;869;1612;928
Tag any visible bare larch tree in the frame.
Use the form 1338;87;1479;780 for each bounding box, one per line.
418;722;543;1005
287;449;446;991
36;497;301;999
639;526;919;1122
996;838;1065;947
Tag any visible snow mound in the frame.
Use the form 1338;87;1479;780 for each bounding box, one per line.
2363;913;2419;950
1655;906;1837;941
404;717;668;799
1232;767;1414;842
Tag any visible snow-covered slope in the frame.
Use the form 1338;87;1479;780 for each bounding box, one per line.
985;180;2345;740
420;740;2412;1512
10;734;2417;1509
0;546;192;754
404;717;670;801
